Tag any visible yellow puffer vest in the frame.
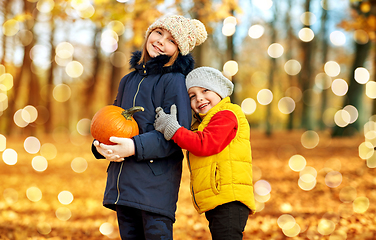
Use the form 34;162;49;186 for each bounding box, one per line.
187;97;255;214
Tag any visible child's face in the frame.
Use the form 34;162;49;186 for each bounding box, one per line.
188;87;221;114
146;28;178;58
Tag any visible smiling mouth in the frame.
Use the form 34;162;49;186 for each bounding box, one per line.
153;45;163;54
198;103;209;109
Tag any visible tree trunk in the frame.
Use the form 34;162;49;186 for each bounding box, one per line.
299;0;315;130
45;17;56;134
319;0;330;130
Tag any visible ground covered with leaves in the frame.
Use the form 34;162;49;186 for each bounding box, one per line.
0;130;375;239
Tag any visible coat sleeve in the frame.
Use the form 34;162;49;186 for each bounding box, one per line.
171;110;238;156
132;74;192;161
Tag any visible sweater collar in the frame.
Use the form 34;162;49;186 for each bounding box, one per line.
129;51;194;76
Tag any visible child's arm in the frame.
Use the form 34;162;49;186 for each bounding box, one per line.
155;106;237;156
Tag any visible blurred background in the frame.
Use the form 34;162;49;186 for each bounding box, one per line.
0;0;376;239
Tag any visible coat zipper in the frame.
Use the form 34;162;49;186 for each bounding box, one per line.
115;76;145;204
114;162;124;204
187;153;200;210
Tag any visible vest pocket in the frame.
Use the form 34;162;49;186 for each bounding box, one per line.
210;162;220;194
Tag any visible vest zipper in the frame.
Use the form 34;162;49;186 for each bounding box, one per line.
187;153;200;210
115;76;145;205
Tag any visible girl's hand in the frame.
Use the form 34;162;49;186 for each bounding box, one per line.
93;138;135;162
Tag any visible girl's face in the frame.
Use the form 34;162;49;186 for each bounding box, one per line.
146;28;178;58
188;87;222;115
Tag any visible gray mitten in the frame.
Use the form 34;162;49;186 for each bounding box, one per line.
154;104;181;140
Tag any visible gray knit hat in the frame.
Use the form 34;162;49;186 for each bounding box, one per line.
186;67;234;99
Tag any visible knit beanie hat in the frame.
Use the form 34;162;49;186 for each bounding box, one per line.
145;15;207;55
186;67;234;99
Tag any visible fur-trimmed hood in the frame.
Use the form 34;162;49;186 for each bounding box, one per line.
130;51;195;76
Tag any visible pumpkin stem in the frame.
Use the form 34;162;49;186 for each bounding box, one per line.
122;106;144;120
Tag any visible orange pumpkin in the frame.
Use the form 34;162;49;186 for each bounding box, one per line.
90;105;144;145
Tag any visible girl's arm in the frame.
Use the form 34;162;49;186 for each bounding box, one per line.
172;110;237;156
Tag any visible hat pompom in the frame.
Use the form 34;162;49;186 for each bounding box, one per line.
191;19;207;46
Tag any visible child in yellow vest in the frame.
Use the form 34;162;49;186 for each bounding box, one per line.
154;66;255;240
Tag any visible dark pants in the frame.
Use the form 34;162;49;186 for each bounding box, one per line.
116;205;173;240
205;201;250;240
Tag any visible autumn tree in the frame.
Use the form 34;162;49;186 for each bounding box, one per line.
333;0;376;136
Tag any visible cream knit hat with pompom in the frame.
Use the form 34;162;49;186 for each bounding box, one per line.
146;15;207;55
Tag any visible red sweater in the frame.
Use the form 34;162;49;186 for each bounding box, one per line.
172;110;238;156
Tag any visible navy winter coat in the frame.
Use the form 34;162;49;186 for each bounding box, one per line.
91;51;193;221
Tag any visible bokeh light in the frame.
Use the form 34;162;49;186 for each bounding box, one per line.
23;105;38;123
282;223;301;237
285;87;302;102
26;186;42;202
366;81;376;99
354;67;370;84
334;109;351;127
58;191;74;205
267;43;284;58
37;222;52;235
0;134;6;151
223;60;238;76
36;0;55;13
254;192;270;203
339;186;357;203
330;31;346;46
284;59;301;76
108;20;125;36
331;79;348;96
101;29;119;53
53;84;71;102
32;156;48;172
315;73;332;90
14;109;29;128
254;180;271;196
110;52;127;68
56;42;74;59
40;143;58;160
71;157;88;173
252;0;273;10
301;131;319;149
24;136;41;154
324;61;340;77
248;24;264;39
66;61;84;78
77;118;91;136
358;142;374;159
100;222;115;236
317;219;336;235
343;105;358;124
298;28;314;42
300;12;317;26
241;98;257;115
289;155;306;172
55;207;71;221
325;171;342;188
2;148;17;165
0;73;14;91
257;89;273;105
3;19;19;36
278;97;295;114
353;197;369;213
277;214;296;230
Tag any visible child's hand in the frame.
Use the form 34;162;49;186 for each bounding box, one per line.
154;104;181;140
93;138;135;162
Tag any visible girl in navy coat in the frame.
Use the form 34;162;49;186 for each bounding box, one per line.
91;15;207;239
